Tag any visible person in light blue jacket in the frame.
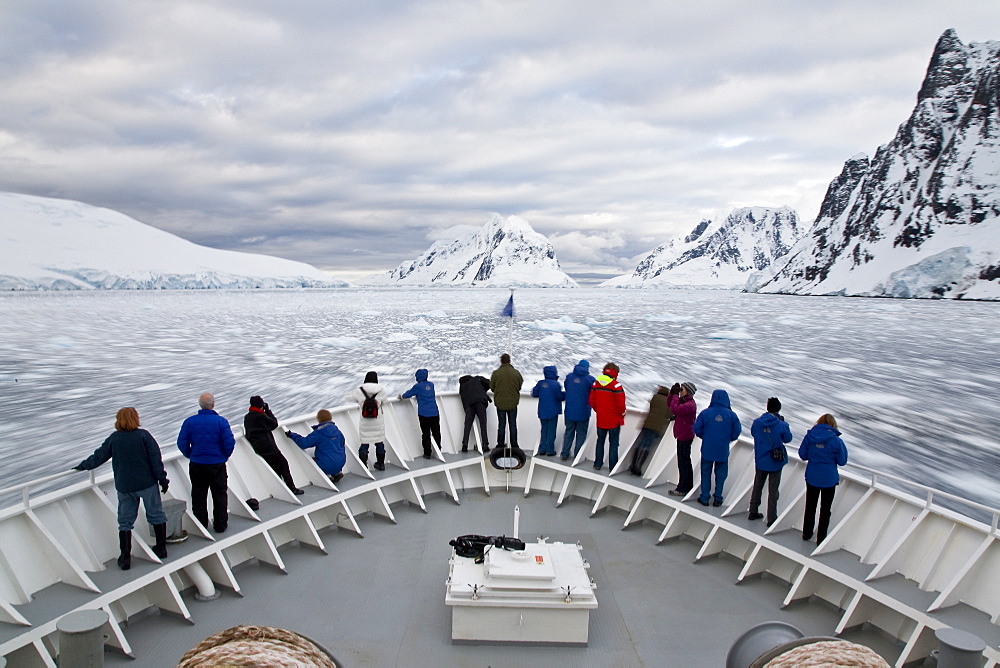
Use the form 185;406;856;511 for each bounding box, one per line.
561;360;595;460
748;397;793;525
693;389;742;507
531;365;565;457
799;413;848;544
286;409;347;483
399;368;441;459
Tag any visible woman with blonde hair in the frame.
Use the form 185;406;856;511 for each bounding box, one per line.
798;413;848;544
73;407;170;570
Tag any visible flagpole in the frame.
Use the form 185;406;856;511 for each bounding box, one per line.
507;288;515;356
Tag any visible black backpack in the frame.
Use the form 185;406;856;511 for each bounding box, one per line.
360;387;379;419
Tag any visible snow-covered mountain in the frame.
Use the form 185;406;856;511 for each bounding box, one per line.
756;30;1000;300
358;214;578;287
0;192;346;290
602;206;804;289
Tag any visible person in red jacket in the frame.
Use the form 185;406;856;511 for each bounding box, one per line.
588;362;626;471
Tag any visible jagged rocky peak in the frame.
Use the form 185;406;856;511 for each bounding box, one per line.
756;30;1000;300
603;206;804;289
359;213;577;287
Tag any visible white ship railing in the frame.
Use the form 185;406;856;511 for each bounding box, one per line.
0;392;997;667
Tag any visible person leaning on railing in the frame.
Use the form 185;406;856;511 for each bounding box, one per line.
73;406;170;570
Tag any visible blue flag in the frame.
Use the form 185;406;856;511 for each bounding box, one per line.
501;295;515;319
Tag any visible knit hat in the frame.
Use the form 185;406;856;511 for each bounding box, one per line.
364;371;378;384
681;382;697;396
250;395;265;408
767;397;781;413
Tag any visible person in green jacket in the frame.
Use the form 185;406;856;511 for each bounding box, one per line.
489;353;524;450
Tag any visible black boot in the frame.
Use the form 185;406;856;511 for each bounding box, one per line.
152;523;168;559
360;453;368;467
117;530;132;570
374;453;385;471
628;448;643;475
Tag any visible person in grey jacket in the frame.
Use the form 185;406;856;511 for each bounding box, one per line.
74;407;169;570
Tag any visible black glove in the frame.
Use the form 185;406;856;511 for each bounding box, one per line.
285;431;294;439
669;383;681;395
160;480;169;494
72;465;84;471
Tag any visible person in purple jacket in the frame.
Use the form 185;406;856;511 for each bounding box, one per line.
531;365;565;456
667;382;697;496
177;392;235;533
799;413;849;544
693;389;742;507
561;360;596;460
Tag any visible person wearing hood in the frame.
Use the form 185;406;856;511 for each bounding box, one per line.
629;386;674;475
799;413;848;544
531;365;565;457
490;354;524;450
286;410;347;483
693;389;742;507
667;382;698;496
350;371;388;471
561;360;596;460
399;368;441;459
748;397;793;525
244;396;303;494
589;362;626;471
459;374;491;453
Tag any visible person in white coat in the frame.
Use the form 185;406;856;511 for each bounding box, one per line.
350;371;387;471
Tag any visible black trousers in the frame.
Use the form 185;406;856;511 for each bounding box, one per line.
749;468;782;523
462;402;488;449
419;414;442;456
496;408;519;448
803;483;837;543
190;462;228;530
675;439;693;492
260;451;296;489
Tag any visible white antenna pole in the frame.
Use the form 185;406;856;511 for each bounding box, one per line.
506;288;515;356
513;505;520;539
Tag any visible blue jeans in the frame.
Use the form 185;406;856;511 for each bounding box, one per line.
358;442;385;458
497;408;519;448
117;484;167;532
561;419;588;458
594;426;620;470
699;459;729;503
636;427;657;451
538;417;558;455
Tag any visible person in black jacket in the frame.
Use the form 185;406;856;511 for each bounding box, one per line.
73;407;170;570
244;396;303;495
459;375;491;453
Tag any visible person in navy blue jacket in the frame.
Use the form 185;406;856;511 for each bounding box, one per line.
748;397;793;525
399;368;441;459
693;389;742;507
531;365;565;456
561;360;595;460
177;392;235;533
799;413;848;544
287;410;347;483
75;406;170;570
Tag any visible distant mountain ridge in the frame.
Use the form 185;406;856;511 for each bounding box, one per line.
358;214;577;287
603;206;804;289
756;30;1000;300
0;192;345;290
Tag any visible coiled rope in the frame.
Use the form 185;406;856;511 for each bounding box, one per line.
764;639;890;667
177;625;337;667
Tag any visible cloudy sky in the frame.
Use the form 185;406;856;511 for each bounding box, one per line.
2;1;998;282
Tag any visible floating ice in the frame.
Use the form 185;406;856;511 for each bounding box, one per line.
316;336;364;347
403;318;433;330
135;383;175;392
527;316;589;332
706;325;752;340
385;332;418;342
644;313;694;322
585;318;613;328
